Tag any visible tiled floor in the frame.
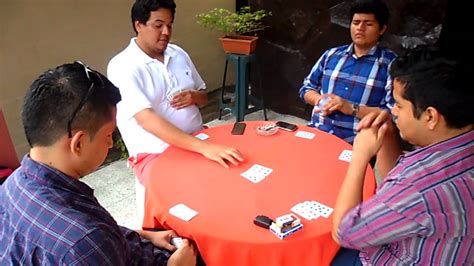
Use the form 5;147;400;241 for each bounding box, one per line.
82;109;308;228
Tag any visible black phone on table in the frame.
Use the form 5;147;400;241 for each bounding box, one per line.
275;121;297;131
231;122;246;135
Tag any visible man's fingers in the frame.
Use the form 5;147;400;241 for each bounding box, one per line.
373;111;389;126
378;123;388;139
168;230;178;239
356;112;378;130
215;157;229;168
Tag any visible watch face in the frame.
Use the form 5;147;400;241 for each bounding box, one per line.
352;104;360;116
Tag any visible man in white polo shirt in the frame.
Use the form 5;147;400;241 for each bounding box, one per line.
107;0;244;224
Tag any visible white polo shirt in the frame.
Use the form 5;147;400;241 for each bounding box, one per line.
107;38;206;156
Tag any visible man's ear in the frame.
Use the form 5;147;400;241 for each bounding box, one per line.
134;20;144;33
69;130;86;156
425;107;440;130
379;24;387;36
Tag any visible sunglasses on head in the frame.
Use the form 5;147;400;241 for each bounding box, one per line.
67;61;96;138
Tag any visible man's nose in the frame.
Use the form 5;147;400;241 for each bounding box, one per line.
162;26;171;35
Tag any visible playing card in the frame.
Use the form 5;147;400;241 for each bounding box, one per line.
240;164;273;183
338;150;352;162
291;203;313;220
311;201;333;218
302;201;322;219
295;131;315;139
169;203;198;221
195;133;210;140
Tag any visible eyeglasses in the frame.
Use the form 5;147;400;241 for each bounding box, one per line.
67;61;96;138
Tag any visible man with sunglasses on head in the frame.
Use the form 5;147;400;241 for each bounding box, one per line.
107;0;244;222
0;62;196;265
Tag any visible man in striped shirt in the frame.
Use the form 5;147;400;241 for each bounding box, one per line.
299;0;397;144
0;62;196;265
332;45;473;265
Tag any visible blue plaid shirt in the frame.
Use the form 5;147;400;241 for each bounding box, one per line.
0;156;169;265
299;44;397;144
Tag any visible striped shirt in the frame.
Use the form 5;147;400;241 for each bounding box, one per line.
337;130;474;265
299;44;397;144
0;156;169;265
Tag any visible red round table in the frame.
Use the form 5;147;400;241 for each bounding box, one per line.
141;121;376;266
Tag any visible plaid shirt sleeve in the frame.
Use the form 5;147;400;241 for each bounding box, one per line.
299;50;330;100
61;226;170;266
120;226;170;266
61;228;128;265
382;58;396;110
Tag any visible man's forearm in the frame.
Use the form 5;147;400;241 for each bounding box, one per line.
376;125;402;177
192;90;208;107
332;152;371;243
355;106;383;119
135;109;205;154
303;90;321;105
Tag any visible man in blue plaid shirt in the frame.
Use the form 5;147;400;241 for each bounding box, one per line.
0;62;196;265
299;0;397;144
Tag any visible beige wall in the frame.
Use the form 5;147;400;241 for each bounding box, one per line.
0;0;233;158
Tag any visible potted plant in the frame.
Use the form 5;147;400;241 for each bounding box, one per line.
196;6;271;55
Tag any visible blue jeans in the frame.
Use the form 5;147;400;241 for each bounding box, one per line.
331;248;362;266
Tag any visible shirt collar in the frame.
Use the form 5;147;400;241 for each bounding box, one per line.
346;43;381;58
129;37;175;66
21;155;95;197
400;130;474;162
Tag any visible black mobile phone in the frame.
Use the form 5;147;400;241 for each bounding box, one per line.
275;121;297;131
254;215;274;229
231;122;246;135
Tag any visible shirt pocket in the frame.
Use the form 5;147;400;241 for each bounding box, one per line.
172;66;195;91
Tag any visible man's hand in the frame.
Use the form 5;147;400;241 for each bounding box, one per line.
353;111;391;160
170;91;195;109
358;110;402;177
137;230;177;251
167;238;196;266
200;143;244;168
322;93;352;116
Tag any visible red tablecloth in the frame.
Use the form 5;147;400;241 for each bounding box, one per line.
142;121;376;266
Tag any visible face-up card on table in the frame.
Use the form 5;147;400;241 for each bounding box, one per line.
310;201;333;218
291;202;319;220
195;133;210;140
169;203;198;222
295;131;315;139
338;150;352;162
241;164;273;183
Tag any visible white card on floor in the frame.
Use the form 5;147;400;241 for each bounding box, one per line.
169;203;198;222
338;150;352;162
295;131;315;139
195;133;210;140
241;164;273;183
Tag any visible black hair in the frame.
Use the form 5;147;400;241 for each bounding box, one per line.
350;0;389;28
22;62;121;147
389;45;474;129
131;0;176;34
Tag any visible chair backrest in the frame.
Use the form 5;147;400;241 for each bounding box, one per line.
0;107;20;169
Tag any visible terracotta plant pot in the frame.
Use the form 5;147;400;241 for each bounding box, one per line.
219;35;258;55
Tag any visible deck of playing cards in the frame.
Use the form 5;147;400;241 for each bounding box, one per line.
270;213;303;239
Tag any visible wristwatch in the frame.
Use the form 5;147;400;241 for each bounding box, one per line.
351;103;360;116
